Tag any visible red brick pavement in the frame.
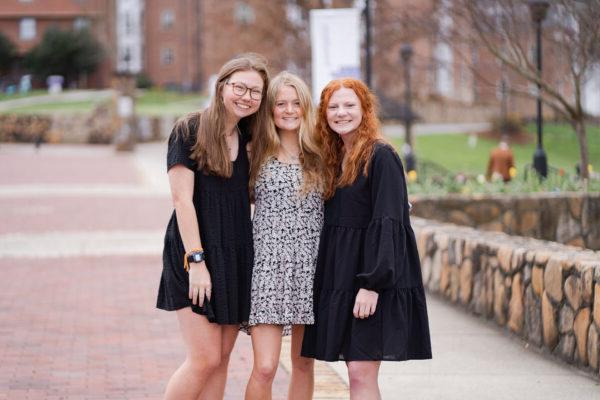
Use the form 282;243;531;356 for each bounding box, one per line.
0;197;172;235
0;147;139;186
0;255;289;399
0;144;292;399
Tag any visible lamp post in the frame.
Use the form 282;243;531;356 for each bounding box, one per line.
114;52;136;151
400;43;416;172
528;0;549;178
364;0;372;88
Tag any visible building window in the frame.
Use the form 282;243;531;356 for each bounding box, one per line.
74;17;90;31
19;18;36;40
161;10;175;29
161;48;174;65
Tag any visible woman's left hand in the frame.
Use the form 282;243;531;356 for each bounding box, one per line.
353;288;379;319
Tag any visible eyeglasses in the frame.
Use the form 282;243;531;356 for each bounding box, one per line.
226;82;263;100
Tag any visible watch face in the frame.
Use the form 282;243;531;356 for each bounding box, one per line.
193;253;202;262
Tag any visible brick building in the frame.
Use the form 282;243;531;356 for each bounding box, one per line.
1;0;595;118
0;0;115;88
369;0;584;120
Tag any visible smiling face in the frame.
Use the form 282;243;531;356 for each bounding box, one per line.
326;87;363;140
222;70;264;121
273;85;302;133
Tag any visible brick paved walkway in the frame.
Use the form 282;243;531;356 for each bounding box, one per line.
0;143;347;399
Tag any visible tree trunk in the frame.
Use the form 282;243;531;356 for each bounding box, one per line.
573;117;590;181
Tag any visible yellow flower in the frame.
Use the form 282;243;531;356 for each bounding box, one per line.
509;167;517;178
407;170;417;182
588;164;594;173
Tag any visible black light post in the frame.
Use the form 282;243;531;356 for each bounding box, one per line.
401;43;416;172
364;0;372;88
528;0;549;178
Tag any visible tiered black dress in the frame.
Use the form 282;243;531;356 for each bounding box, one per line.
301;143;432;361
156;116;253;324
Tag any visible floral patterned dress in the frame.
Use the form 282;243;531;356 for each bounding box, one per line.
248;157;324;334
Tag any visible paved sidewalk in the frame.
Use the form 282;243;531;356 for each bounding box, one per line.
382;122;490;138
2;143;599;400
0;143;347;399
0;90;114;112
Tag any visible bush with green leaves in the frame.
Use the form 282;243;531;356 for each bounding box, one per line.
136;72;153;89
24;27;104;87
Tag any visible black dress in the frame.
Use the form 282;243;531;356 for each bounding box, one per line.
156;116;253;325
301;143;432;361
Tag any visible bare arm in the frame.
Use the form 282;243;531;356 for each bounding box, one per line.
168;165;211;307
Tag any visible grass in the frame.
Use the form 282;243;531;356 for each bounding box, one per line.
5;100;99;114
136;89;205;116
0;89;48;102
0;88;205;116
388;123;600;176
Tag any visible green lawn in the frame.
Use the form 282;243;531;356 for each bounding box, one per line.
389;123;600;176
0;89;48;102
0;89;205;116
5;100;99;114
136;90;205;116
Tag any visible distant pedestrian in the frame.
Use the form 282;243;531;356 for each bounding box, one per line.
156;53;269;400
301;78;432;399
244;72;324;400
486;136;515;182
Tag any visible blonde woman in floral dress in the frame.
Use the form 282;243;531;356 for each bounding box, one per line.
245;71;324;400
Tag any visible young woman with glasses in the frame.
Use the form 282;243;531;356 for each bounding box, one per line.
156;53;269;400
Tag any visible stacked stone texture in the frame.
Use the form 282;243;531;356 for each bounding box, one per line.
411;193;600;250
0;110;169;144
413;217;600;376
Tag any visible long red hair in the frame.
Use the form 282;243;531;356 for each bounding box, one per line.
318;78;385;199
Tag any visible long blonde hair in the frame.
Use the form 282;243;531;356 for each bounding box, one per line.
318;78;385;199
250;71;323;194
174;53;270;177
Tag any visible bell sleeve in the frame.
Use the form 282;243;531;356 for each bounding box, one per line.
356;144;408;291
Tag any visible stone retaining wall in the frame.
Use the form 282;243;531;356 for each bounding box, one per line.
411;193;600;250
412;217;600;376
0;109;174;144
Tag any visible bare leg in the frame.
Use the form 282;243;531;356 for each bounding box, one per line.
244;324;284;400
164;308;222;400
346;361;381;400
288;325;314;400
197;325;239;400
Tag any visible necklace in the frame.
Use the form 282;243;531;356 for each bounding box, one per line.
280;143;300;162
226;126;240;138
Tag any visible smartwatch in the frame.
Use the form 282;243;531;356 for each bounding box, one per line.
187;251;205;264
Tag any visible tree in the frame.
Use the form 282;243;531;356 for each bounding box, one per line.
446;0;600;181
25;27;104;87
0;31;16;76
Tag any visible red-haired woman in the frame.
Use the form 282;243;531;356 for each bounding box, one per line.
301;78;432;399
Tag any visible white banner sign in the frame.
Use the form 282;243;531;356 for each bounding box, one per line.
310;8;361;101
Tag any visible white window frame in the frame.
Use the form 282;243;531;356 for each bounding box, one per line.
19;18;36;41
161;9;175;29
161;48;174;66
74;17;91;31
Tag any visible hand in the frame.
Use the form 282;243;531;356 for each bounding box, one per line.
188;262;211;307
353;288;379;319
